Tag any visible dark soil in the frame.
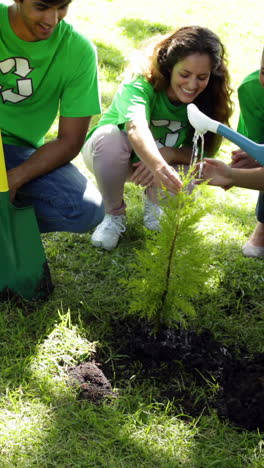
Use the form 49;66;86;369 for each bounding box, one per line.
67;361;115;403
67;318;264;431
92;318;264;432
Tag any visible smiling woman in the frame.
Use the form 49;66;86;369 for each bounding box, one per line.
82;25;233;250
8;0;71;41
167;54;211;104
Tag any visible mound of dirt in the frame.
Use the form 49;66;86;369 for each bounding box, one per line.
67;361;115;403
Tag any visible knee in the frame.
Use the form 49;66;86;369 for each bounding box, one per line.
83;125;131;168
82;138;93;173
79;201;105;233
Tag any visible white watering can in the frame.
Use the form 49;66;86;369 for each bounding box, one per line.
187;103;264;166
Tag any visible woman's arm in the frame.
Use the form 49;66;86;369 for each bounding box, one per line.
126;119;183;193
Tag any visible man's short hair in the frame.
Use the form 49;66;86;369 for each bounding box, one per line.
33;0;72;5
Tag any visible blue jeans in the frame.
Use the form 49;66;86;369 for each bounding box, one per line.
4;144;104;233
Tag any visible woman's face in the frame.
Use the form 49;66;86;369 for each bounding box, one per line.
167;53;212;104
259;51;264;87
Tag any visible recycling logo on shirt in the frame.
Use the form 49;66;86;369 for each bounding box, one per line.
0;57;33;103
151;119;185;148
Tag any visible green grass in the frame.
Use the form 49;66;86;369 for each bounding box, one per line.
1;0;264;466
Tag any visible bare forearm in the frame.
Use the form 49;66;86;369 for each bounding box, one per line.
230;167;264;190
126;120;166;172
126;119;182;193
8;137;81;187
7;115;90;198
159;145;192;165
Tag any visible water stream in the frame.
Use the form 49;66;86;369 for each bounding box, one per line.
190;130;205;178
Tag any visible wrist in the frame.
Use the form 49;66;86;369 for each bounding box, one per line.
8;163;32;188
229;168;240;186
152;160;168;174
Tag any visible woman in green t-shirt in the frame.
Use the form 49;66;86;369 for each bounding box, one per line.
82;25;233;250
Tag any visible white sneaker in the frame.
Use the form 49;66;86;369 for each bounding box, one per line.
143;197;164;231
91;214;126;250
242;241;264;258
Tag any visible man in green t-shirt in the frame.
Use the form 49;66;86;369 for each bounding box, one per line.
0;0;104;232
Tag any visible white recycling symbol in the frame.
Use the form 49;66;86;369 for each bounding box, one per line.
0;57;33;103
152;120;184;148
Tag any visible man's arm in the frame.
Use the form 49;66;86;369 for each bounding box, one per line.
159;145;193;165
7;116;90;201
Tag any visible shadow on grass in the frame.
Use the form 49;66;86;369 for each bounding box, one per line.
93;41;126;109
95;41;126;76
9;391;193;466
3;369;261;467
0;184;263;465
0;185;258;393
93;21;170;109
118;18;171;46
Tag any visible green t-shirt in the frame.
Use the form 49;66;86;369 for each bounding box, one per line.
237;70;264;143
88;75;193;159
0;3;101;147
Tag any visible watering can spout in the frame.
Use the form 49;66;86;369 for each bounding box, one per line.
187;104;264;166
187;104;219;135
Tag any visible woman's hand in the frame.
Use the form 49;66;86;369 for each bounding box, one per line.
126;120;182;192
153;163;183;193
129;161;154;186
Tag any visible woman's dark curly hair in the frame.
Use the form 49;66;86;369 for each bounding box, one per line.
142;25;233;155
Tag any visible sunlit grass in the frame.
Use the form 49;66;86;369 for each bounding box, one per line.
1;0;264;466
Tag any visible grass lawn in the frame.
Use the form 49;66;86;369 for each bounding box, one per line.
1;0;264;466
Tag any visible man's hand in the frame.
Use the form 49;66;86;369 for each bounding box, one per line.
7;166;23;202
231;149;260;169
196;158;233;188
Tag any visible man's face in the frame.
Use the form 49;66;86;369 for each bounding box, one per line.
12;0;71;41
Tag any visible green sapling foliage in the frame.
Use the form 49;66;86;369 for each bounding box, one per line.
127;169;214;331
